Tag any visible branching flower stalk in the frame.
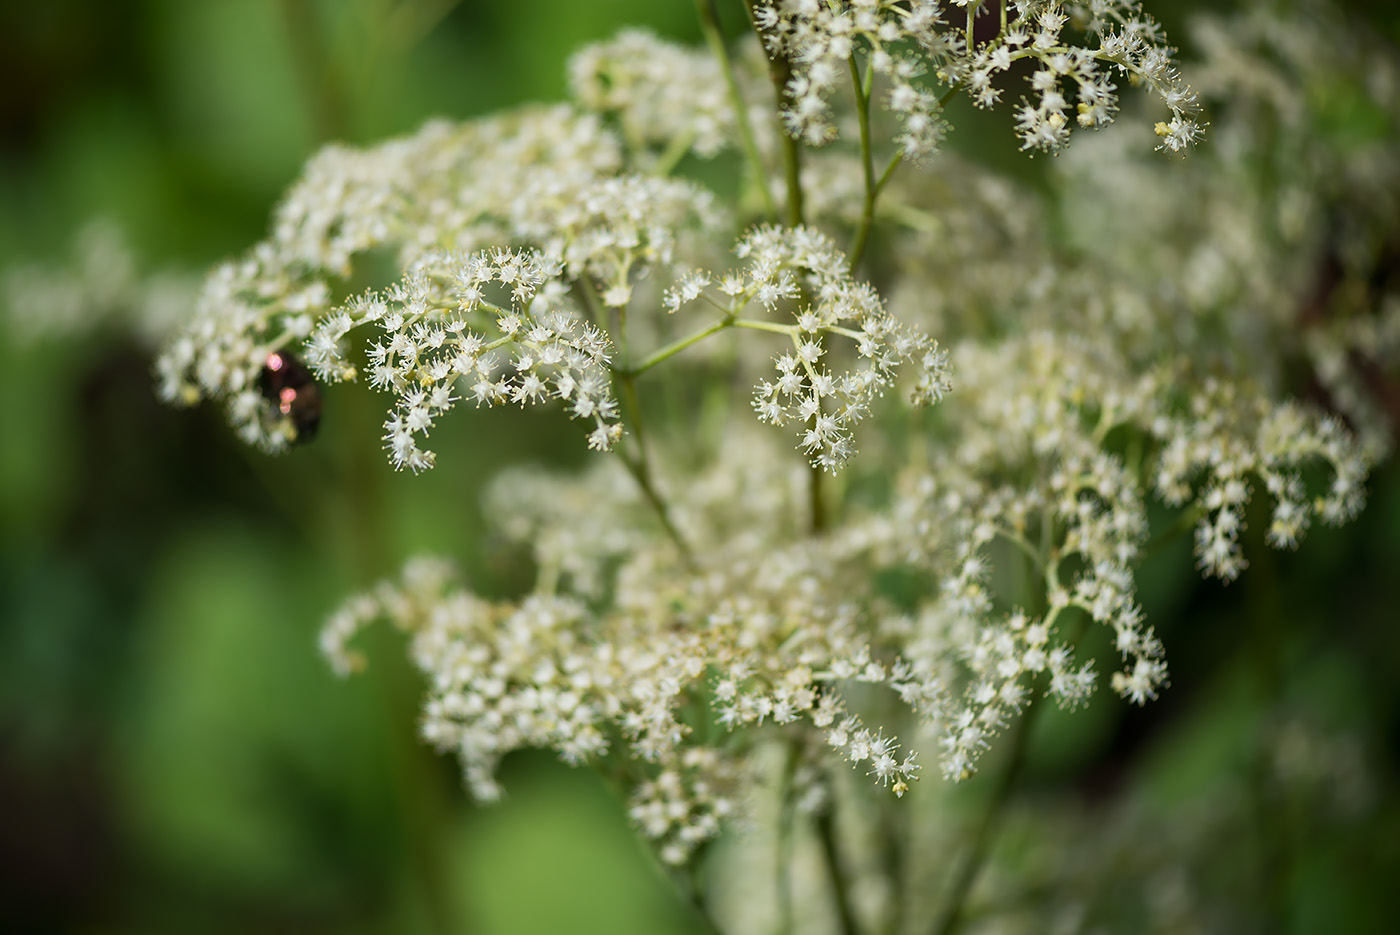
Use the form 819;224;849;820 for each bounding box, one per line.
147;1;1400;932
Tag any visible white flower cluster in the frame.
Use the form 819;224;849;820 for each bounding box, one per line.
326;249;621;471
753;0;1200;157
891;445;1157;777
322;551;742;864
755;0;957;157
668;225;951;471
154;103;723;459
995;0;1201;153
154;253;332;450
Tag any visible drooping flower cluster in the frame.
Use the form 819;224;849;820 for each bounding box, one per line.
949;332;1366;586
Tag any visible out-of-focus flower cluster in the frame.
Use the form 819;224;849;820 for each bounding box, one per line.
3;219;196;347
569;28;739;161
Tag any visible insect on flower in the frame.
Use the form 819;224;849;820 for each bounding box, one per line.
260;349;323;443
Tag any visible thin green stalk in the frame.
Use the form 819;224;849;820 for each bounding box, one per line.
847;54;878;273
617;372;696;567
677;860;728;935
781;125;806;226
806;329;831;534
733;317;796;337
816;807;860;935
652;128;701;177
743;0;805;225
846;56;908;275
1142;503;1206;559
587;274;695;565
278;11;461;931
575;276;608;333
776;745;798;935
850;150;905;274
930;694;1042;935
626;315;736;375
340;380;459;935
875;150;903;194
695;0;777;217
877;793;907;935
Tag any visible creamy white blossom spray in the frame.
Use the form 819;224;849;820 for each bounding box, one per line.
154;1;1396;931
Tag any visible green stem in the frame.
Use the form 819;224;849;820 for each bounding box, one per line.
743;0;805;225
844;48;909;275
617;372;695;567
781;124;805;226
847;54;878;274
338;378;459;935
626;315;736;376
590;274;695;565
806;329;830;534
280;0;349;141
675;860;728;935
575;276;607;332
652;127;700;177
733;317;796;337
877;794;907;935
776;746;797;935
816;807;860;935
695;0;776;217
930;696;1041;935
850;147;906;274
1142;503;1205;559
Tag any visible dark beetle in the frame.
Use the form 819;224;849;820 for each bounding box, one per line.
260;350;322;443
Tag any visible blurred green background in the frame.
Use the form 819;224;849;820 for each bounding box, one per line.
1;1;1397;933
